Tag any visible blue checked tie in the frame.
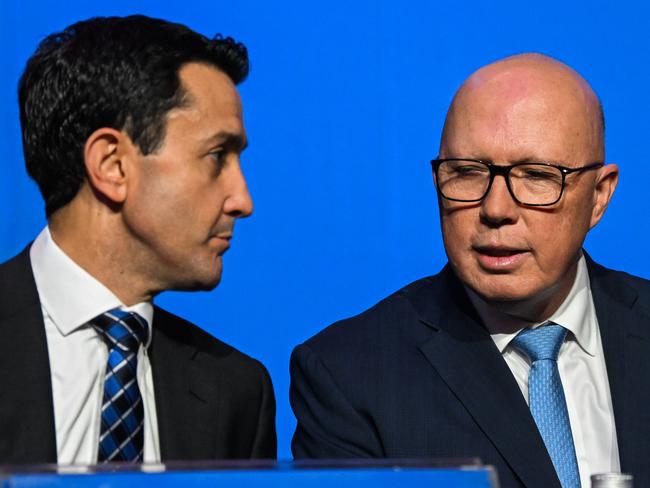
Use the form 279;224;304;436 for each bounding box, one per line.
91;308;148;463
512;324;581;488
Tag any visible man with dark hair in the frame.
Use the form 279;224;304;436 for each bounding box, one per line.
0;15;276;464
291;54;650;487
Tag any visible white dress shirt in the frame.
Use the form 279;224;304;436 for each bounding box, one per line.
467;254;620;487
30;227;161;465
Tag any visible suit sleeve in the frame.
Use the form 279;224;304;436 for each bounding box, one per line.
250;361;277;459
290;343;384;459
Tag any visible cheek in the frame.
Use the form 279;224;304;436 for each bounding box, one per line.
125;172;197;242
440;210;475;261
523;209;590;271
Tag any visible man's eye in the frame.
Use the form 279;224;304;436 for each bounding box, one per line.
453;165;487;176
520;168;560;181
208;150;227;176
209;150;225;163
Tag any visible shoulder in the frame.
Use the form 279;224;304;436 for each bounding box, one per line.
0;246;39;315
294;271;447;366
150;307;276;458
152;306;271;386
587;255;650;306
0;246;31;281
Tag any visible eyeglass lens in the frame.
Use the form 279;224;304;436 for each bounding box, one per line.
436;160;564;205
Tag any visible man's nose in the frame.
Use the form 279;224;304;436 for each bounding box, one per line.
224;162;254;218
479;174;519;226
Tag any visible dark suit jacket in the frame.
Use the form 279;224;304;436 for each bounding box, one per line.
290;255;650;487
0;248;276;464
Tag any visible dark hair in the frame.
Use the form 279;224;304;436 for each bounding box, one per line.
18;15;249;216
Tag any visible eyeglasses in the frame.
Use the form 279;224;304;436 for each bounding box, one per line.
430;158;604;206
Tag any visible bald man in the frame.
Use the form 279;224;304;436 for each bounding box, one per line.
290;54;650;487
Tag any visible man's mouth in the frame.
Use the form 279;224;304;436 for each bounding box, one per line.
209;233;232;255
473;246;530;270
475;246;526;257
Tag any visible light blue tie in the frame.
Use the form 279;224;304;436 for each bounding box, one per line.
512;324;581;488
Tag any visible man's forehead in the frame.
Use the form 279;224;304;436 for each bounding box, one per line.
453;54;598;115
169;63;243;122
177;62;243;113
440;54;604;160
165;63;245;138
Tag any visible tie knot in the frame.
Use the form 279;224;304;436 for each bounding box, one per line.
90;308;148;353
511;323;567;362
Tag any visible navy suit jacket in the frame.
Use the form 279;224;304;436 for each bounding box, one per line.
290;255;650;487
0;247;277;464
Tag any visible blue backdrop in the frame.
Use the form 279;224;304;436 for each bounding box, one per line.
2;0;649;460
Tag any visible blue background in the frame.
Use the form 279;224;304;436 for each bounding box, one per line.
2;0;648;460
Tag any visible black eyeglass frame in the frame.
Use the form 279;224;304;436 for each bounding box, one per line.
430;158;605;207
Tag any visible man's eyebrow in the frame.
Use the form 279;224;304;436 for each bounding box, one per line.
511;157;564;165
471;157;565;165
205;131;248;151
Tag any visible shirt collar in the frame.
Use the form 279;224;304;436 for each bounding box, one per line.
30;227;153;346
466;253;597;356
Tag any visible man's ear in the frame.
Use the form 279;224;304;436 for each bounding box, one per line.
589;163;619;229
83;128;136;205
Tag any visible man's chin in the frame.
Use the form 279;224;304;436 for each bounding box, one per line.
168;271;223;293
473;288;530;305
194;278;222;292
468;281;564;322
195;273;222;291
456;268;527;302
466;275;538;306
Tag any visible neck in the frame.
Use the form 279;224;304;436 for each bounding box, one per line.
48;192;155;306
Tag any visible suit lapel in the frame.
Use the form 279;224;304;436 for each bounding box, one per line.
0;248;56;463
411;269;561;488
150;307;222;461
588;258;650;481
